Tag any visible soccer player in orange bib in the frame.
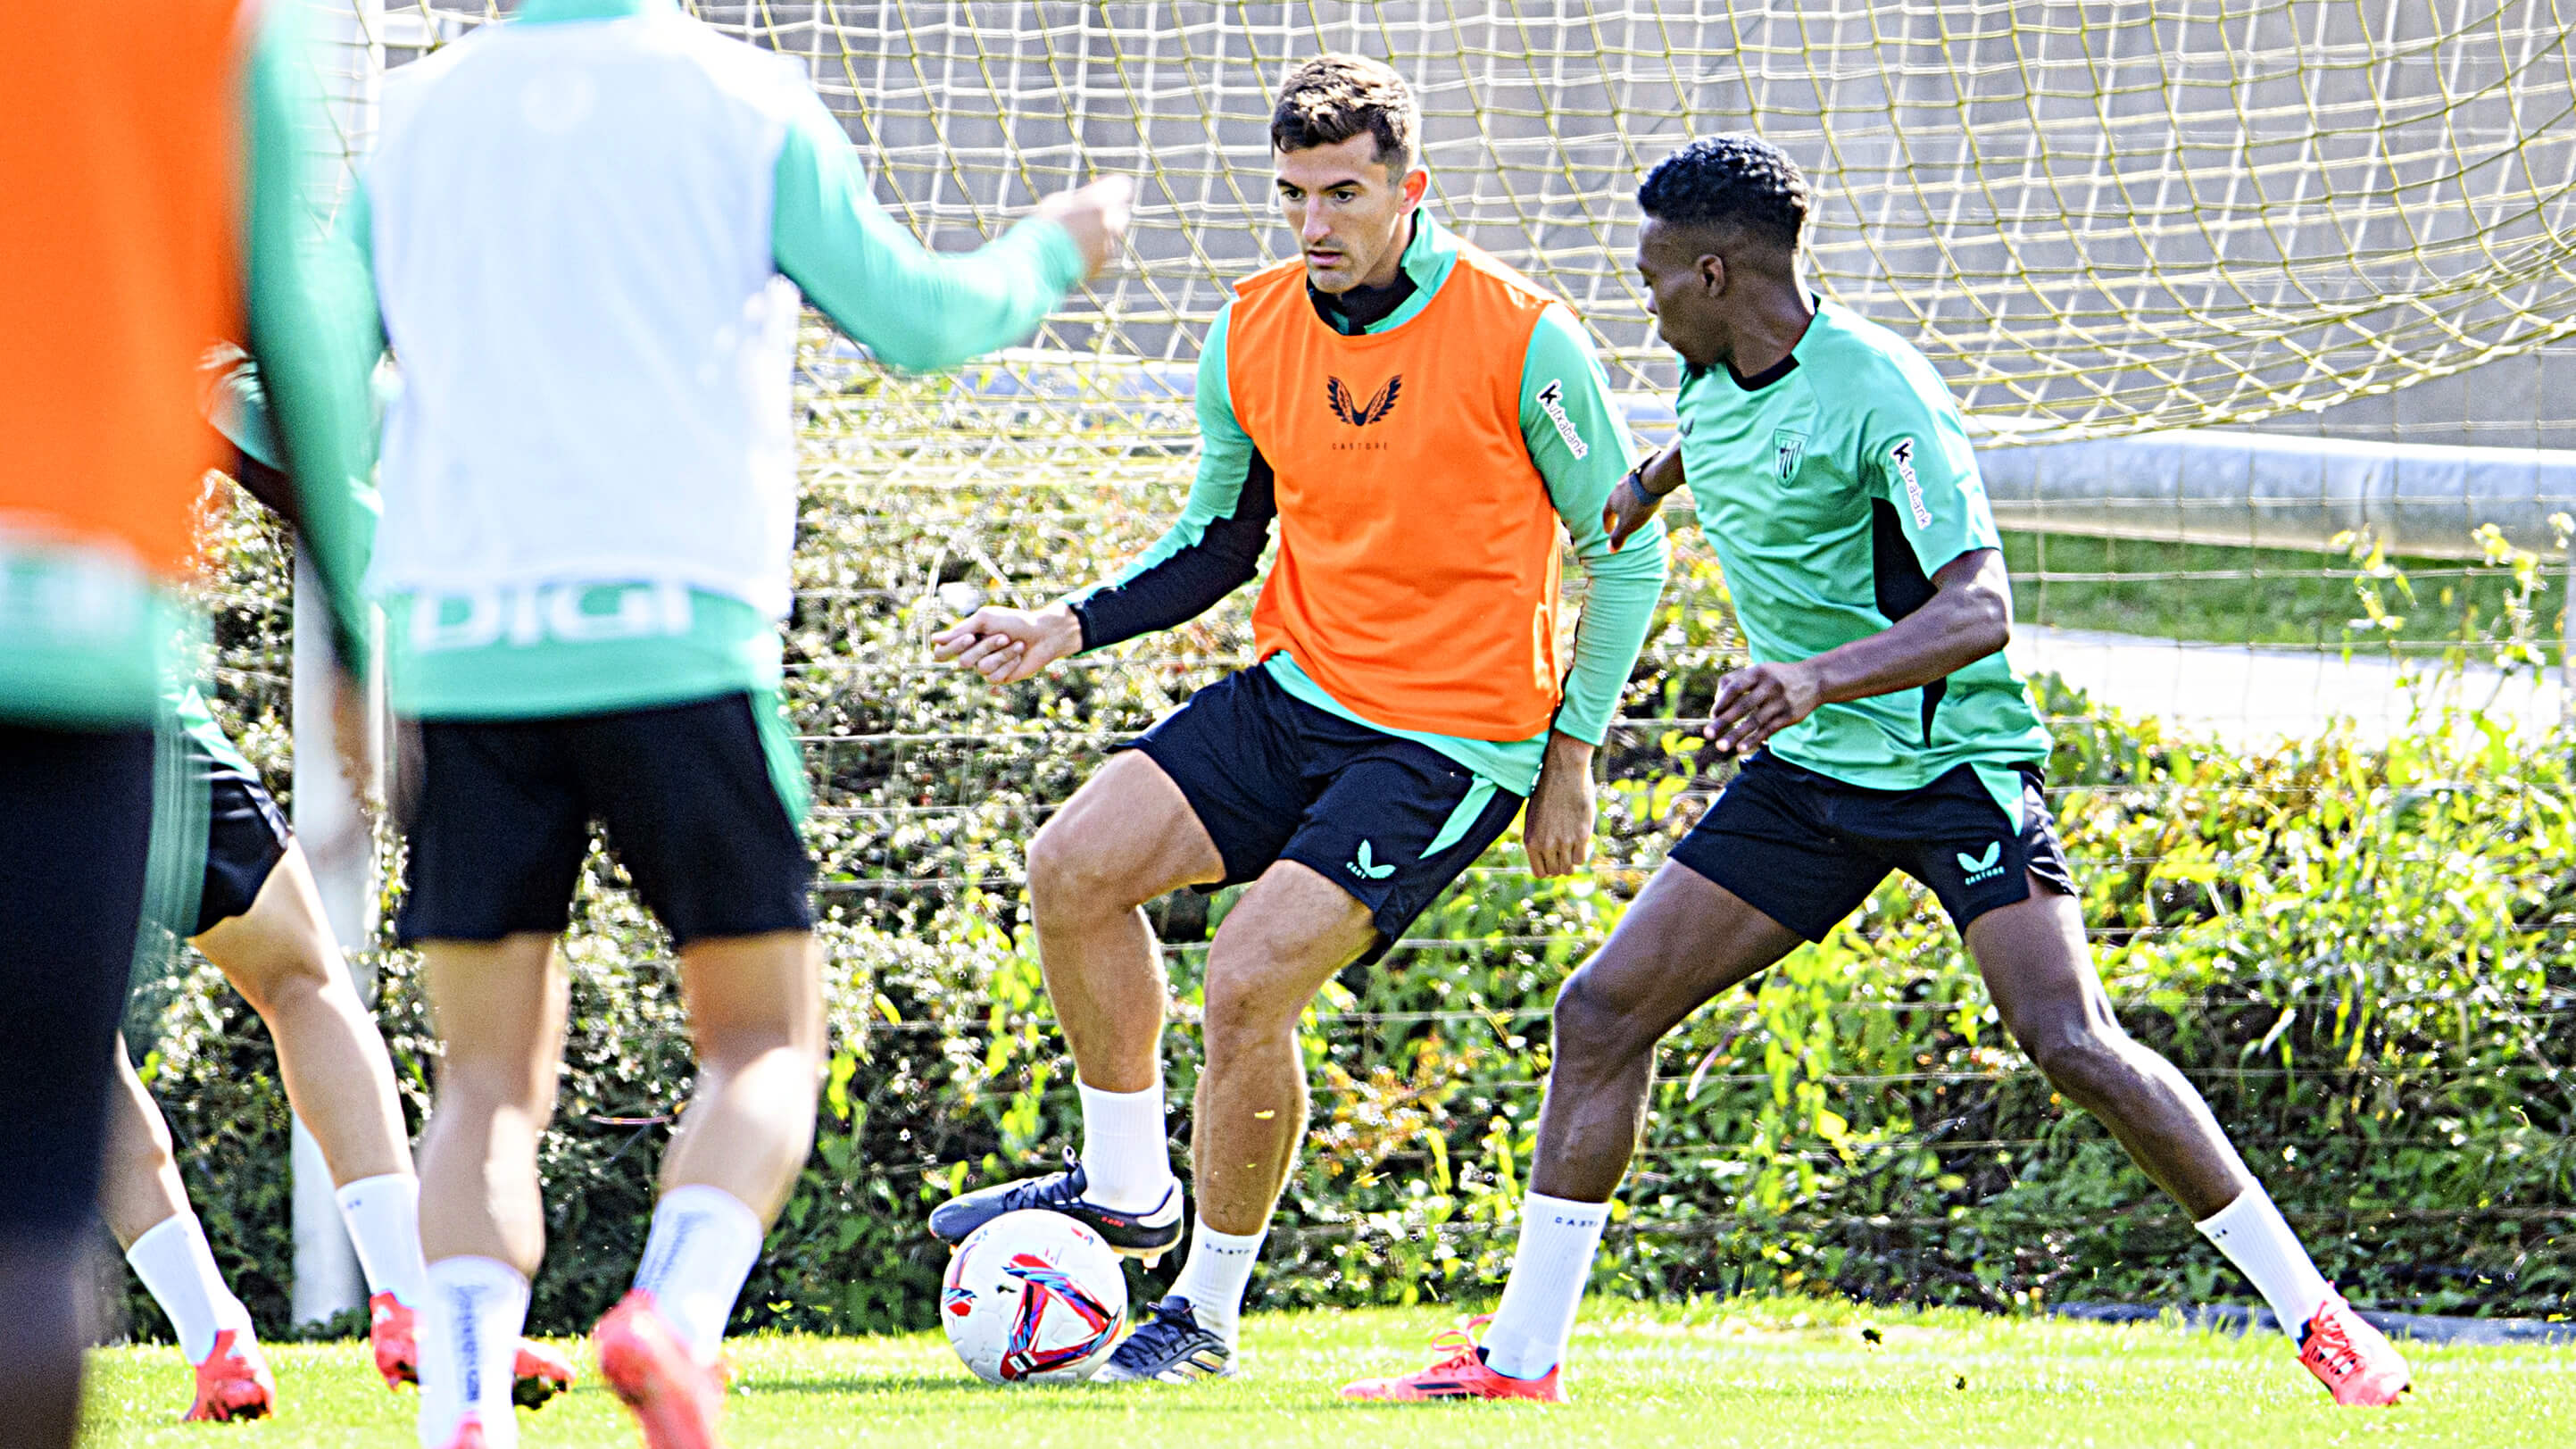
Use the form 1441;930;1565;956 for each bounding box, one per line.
930;55;1669;1383
0;6;377;1442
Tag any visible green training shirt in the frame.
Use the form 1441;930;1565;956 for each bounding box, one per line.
1676;299;2049;819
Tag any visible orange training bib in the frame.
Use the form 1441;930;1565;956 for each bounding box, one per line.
1229;240;1567;741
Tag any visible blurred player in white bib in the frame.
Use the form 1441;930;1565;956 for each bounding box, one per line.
345;4;1127;1446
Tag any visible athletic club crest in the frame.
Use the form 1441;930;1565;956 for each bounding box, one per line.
1326;374;1403;427
1773;428;1807;483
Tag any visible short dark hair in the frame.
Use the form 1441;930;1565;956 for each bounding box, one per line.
1637;134;1808;251
1270;54;1418;175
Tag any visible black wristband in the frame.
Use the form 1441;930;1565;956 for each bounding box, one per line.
1628;459;1677;500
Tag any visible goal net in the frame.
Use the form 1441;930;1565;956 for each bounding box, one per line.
331;1;2576;451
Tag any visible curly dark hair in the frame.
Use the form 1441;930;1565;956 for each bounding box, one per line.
1271;54;1418;174
1636;134;1807;250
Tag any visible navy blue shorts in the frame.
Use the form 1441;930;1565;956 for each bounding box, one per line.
397;693;814;949
1669;751;2074;943
1123;666;1525;962
0;723;154;1234
189;729;291;937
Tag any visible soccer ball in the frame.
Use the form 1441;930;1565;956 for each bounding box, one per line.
941;1209;1128;1385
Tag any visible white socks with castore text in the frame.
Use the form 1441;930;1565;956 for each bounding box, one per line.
2195;1183;2334;1341
1480;1193;1610;1380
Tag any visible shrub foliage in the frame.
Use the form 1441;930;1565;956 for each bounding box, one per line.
137;390;2573;1341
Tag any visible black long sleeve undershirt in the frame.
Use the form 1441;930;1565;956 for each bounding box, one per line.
1069;450;1277;651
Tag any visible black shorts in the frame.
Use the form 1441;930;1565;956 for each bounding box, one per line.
1669;751;2074;943
396;692;814;949
1123;666;1525;961
0;723;155;1234
189;724;291;937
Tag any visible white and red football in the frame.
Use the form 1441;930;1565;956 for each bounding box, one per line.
941;1209;1128;1385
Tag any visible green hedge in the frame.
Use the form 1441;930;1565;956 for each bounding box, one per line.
135;407;2573;1344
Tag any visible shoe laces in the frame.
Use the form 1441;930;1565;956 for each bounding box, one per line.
1420;1314;1494;1374
1117;1297;1208;1362
2303;1306;2363;1378
1005;1149;1091;1211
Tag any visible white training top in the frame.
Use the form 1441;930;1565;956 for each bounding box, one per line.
363;12;807;616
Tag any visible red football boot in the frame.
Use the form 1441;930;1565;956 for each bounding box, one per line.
184;1328;277;1422
595;1289;727;1449
511;1336;576;1407
374;1290;574;1407
1339;1316;1567;1403
2298;1290;2412;1406
371;1291;418;1388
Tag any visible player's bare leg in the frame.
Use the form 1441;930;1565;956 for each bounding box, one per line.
413;935;567;1447
100;1042;274;1421
928;753;1220;1259
656;933;825;1217
1187;863;1378;1231
1965;872;2248;1216
595;930;823;1449
1526;864;1803;1203
1966;871;2408;1403
1093;859;1376;1384
417;935;568;1274
1344;860;1798;1402
1030;754;1223;1098
101;1045;194;1252
192;843;409;1187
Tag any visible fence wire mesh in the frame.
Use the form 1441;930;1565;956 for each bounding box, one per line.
169;0;2576;1320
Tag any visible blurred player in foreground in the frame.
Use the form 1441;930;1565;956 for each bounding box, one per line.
1341;135;2412;1408
101;405;569;1423
0;5;378;1445
345;3;1126;1445
928;55;1667;1384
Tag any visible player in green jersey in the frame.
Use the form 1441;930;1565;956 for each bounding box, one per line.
1342;134;2411;1409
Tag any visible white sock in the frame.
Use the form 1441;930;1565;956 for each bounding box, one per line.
1480;1192;1610;1379
337;1173;429;1308
2197;1185;2334;1342
416;1256;528;1449
1166;1216;1266;1345
126;1212;256;1364
1077;1076;1176;1212
631;1185;765;1363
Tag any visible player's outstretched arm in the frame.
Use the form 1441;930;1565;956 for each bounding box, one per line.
931;305;1275;687
772;90;1130;373
1708;546;2011;754
1525;304;1672;877
931;603;1082;686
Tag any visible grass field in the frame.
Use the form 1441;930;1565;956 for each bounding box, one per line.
81;1299;2566;1448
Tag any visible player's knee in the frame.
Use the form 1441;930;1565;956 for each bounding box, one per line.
2024;1021;2133;1104
1550;964;1654;1073
1199;970;1296;1055
434;1045;555;1116
220;938;339;1022
1026;821;1144;920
